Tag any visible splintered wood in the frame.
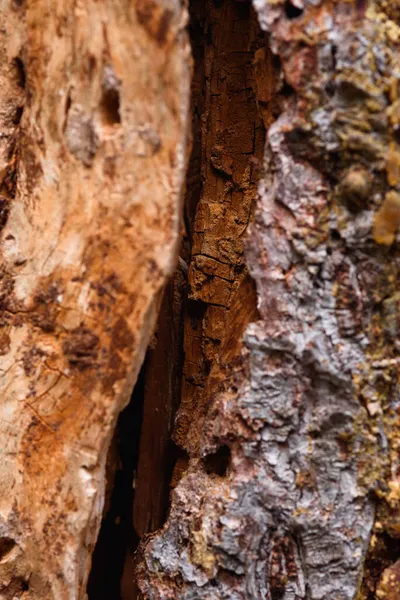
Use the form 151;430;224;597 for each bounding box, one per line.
0;1;190;598
174;0;266;456
137;1;400;599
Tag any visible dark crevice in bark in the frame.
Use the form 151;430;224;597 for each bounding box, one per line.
172;0;266;461
125;3;209;573
87;366;146;600
203;445;231;477
283;0;304;20
87;2;205;597
133;3;269;596
13;57;26;89
89;1;267;598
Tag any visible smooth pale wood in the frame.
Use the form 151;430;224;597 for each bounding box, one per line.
0;1;191;598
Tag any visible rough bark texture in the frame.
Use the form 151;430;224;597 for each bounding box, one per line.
137;1;400;599
174;0;266;460
133;269;186;541
0;1;191;598
1;0;400;598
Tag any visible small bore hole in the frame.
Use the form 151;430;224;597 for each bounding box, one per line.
13;105;24;125
280;80;296;98
0;199;10;230
0;537;17;562
86;55;97;77
393;127;400;145
203;445;231;477
284;0;303;19
65;91;72;116
100;88;121;126
13;57;26;89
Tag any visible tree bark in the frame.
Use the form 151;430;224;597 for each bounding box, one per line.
136;1;400;599
0;1;191;598
1;0;400;599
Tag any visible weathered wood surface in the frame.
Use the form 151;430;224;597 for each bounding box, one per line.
0;1;191;598
137;1;400;599
174;0;266;461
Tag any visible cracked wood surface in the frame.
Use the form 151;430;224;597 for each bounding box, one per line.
173;0;266;457
0;0;191;598
137;1;400;599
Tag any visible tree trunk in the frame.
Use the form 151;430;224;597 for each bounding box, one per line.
1;0;400;599
136;1;400;599
0;1;191;598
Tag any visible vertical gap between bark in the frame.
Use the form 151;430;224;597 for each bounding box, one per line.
87;367;145;600
87;1;268;597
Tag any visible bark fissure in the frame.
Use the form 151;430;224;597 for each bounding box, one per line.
91;2;268;597
87;366;146;600
135;0;271;597
136;1;400;599
0;0;399;598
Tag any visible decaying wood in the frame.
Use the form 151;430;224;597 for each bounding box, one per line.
133;266;186;539
174;0;266;457
137;1;400;599
0;1;191;598
1;0;400;597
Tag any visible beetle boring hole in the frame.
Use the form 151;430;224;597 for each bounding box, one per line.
203;445;231;477
65;90;72;116
100;87;121;126
0;537;17;562
393;127;400;146
330;228;341;241
280;80;296;99
284;0;303;20
13;105;24;125
13;57;26;89
0;199;10;231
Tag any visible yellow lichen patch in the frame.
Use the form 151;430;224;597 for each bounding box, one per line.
191;530;216;576
389;77;400;104
386;479;400;508
339;166;372;208
388;100;400;128
369;2;400;42
373;191;400;245
387;143;400;187
376;559;400;599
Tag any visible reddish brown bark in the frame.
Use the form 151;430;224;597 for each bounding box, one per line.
136;1;400;599
0;1;399;599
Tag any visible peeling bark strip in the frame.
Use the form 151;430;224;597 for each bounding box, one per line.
175;0;266;458
0;1;191;598
137;2;400;600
